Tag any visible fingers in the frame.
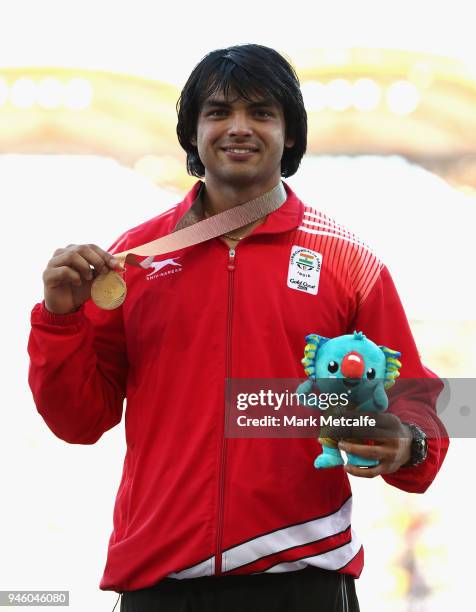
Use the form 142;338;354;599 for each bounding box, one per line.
44;244;120;286
339;440;384;460
343;463;385;478
324;421;378;440
338;440;403;477
323;411;410;441
43;265;83;288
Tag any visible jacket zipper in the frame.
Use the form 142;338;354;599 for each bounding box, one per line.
215;247;236;575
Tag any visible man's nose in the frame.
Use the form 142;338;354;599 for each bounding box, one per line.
227;112;253;137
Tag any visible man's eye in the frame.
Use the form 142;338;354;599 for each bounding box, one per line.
255;110;272;118
208;110;227;117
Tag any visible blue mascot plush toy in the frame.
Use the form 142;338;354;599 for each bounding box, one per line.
296;331;402;469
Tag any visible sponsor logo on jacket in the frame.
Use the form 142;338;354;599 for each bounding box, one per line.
140;256;182;280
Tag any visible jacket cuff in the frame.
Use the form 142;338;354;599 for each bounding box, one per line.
37;301;86;326
381;435;442;493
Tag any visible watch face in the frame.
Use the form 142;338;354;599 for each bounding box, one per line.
412;436;428;465
406;423;428;466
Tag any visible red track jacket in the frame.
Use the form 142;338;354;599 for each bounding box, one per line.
28;181;449;592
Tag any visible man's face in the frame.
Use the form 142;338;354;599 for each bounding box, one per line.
191;91;294;190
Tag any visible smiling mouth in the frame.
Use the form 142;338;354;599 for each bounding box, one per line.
224;147;257;152
221;146;259;155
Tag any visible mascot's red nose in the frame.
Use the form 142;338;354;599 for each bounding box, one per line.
341;352;365;378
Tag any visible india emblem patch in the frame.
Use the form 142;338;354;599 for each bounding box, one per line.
287;246;322;295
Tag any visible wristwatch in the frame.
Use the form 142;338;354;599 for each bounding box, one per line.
401;422;428;467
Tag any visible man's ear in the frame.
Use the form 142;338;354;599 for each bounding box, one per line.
190;134;197;146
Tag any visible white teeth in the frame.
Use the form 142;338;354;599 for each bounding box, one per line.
226;148;255;153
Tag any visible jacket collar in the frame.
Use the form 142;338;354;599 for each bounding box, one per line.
172;180;304;235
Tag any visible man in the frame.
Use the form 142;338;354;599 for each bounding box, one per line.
28;45;449;611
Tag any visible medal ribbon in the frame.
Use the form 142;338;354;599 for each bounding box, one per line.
113;181;287;266
91;182;287;309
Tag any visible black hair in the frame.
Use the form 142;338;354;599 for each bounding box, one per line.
176;44;307;178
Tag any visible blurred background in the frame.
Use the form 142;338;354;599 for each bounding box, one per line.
1;1;474;610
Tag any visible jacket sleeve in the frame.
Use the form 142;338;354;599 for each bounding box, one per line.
27;235;129;445
348;264;449;493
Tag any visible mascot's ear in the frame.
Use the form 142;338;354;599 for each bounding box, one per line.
379;345;402;389
305;334;330;349
301;334;330;380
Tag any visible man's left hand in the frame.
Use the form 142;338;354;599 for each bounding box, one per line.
336;412;412;478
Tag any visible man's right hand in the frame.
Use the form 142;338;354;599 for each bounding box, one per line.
43;244;121;315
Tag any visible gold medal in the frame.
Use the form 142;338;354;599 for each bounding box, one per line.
90;270;127;310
